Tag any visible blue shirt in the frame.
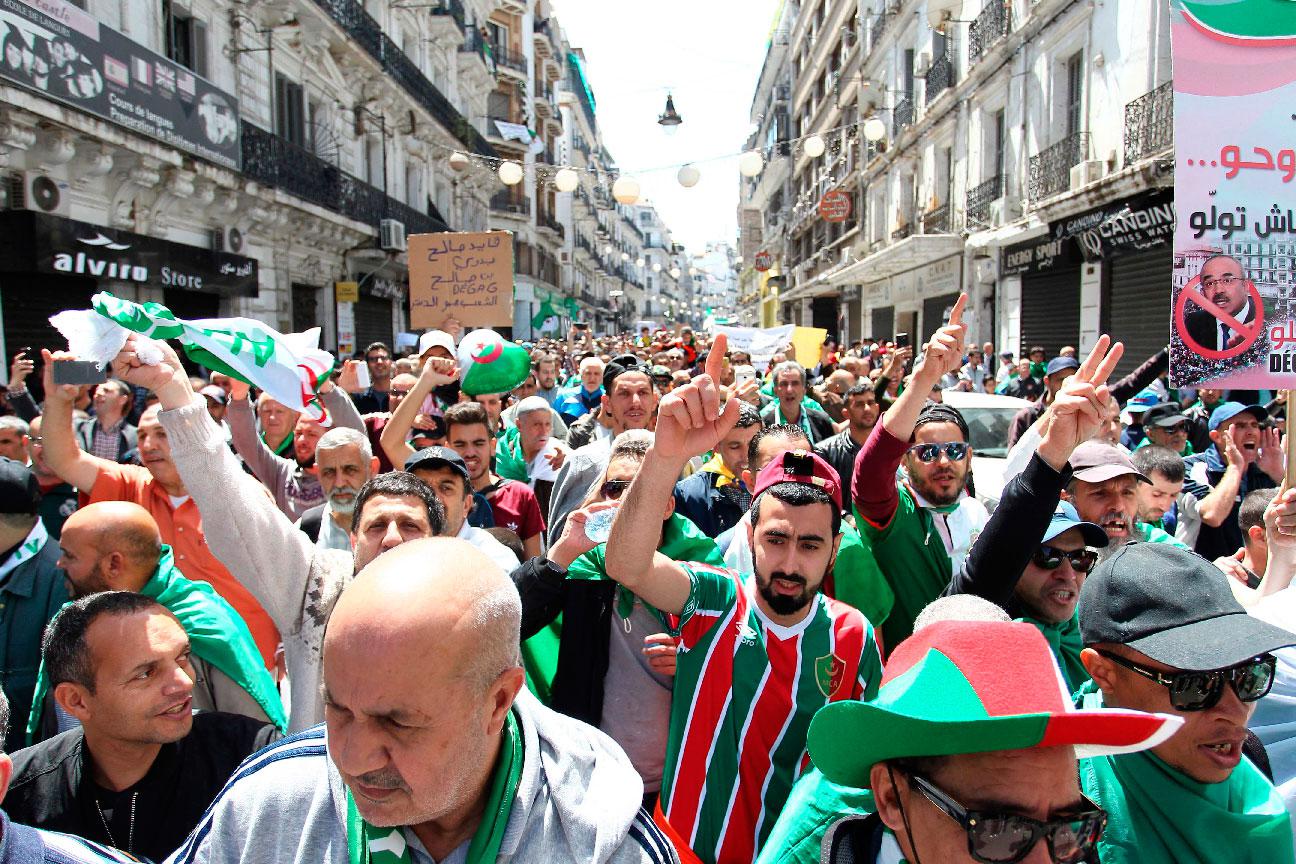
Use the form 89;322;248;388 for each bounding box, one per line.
554;386;603;424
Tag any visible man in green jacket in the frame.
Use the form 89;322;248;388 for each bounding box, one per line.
0;459;67;752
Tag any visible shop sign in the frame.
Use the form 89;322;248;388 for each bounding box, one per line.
1053;191;1175;262
819;190;852;223
753;250;773;271
0;0;241;169
1000;234;1084;277
334;281;359;303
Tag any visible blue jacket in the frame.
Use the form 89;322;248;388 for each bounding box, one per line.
554;386;603;425
673;470;746;539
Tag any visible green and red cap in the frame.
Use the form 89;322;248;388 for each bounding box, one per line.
808;620;1182;788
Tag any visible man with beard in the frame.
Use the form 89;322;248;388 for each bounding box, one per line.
534;353;563;406
1062;441;1188;551
814;381;881;493
5;593;278;861
853;294;989;653
27;501;283;741
1077;543;1296;863
1182;255;1259;352
226;378;366;522
107;335;447;732
1131;445;1186;536
295;428;379;553
1182;402;1283;562
39;351;280;671
604;337;882;864
167;540;673;864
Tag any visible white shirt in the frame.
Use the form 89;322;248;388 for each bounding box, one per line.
456;520;523;573
1217;298;1254;351
316;507;353;553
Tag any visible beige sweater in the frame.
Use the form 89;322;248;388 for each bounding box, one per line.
160;397;351;731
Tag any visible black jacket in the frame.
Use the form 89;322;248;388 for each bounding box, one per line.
6;712;278;862
297;503;327;544
673;470;746;539
814;429;865;492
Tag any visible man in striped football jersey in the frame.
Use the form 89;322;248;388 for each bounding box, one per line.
606;336;882;864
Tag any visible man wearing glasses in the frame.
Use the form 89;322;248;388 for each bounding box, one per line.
1077;542;1296;863
853;294;989;654
1135;402;1194;457
1184;255;1258;352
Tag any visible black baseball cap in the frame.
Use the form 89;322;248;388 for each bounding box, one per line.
1079;543;1296;670
1141;403;1188;428
404;446;470;485
604;354;647;392
0;458;39;515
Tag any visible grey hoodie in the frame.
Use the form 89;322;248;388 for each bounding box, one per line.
165;689;678;864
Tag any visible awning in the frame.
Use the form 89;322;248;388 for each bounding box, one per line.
826;234;966;286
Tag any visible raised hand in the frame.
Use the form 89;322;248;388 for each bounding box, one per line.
9;352;33;389
1257;426;1286;483
912;294;968;385
549;499;620;568
420;356;459;388
1037;335;1125;469
1219;427;1244;469
40;349;80;406
653;333;741;463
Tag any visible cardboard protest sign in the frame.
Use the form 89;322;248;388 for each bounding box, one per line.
409;231;514;329
1168;1;1296;388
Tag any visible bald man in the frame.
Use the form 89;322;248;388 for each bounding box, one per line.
25;502;284;744
169;539;676;864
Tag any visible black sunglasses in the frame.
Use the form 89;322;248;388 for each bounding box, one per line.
1096;651;1276;712
907;442;970;463
909;773;1106;864
600;479;631;500
1031;545;1099;574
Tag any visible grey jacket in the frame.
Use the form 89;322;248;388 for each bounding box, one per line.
226;387;366;522
160;397;352;732
166;690;679;864
546;438;611;546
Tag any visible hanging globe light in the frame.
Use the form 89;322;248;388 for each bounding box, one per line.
498;160;524;185
677;164;701;188
863;117;887;142
803;135;826;158
554;167;579;192
738;150;764;177
636;257;646;267
448;151;471;172
653;262;663;273
669;267;682;279
612;175;641;205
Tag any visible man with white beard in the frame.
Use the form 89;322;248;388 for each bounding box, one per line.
1062;440;1188;559
295;428;379;552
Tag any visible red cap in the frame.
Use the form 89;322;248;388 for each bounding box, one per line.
752;450;842;510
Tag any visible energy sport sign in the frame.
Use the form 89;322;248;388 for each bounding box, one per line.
1168;0;1296;389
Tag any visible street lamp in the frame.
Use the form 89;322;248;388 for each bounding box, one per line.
658;93;683;133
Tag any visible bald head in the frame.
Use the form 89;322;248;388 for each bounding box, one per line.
59;502;163;595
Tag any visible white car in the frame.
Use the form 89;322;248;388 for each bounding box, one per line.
940;390;1034;509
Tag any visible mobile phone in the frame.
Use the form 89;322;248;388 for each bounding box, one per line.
894;333;910;349
52;359;107;386
353;360;371;389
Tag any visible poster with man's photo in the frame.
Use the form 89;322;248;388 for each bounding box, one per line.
0;0;240;169
1169;0;1296;389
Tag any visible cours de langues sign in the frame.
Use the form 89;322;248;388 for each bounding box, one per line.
1168;0;1296;389
0;0;241;170
408;231;514;329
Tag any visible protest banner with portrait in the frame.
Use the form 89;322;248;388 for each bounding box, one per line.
1169;0;1296;389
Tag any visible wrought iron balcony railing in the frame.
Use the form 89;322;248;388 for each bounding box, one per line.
1124;81;1173;166
494;45;528;74
925;52;954;104
923;203;951;234
966;174;1002;228
893;97;914;137
969;0;1011;65
1028;131;1089;201
240;122;444;233
489;190;530;215
430;0;465;29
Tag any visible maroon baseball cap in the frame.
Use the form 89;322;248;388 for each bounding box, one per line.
752;450;842;510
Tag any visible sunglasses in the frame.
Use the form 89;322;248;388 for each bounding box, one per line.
907;442;970;463
1156;422;1188;435
909;773;1106;864
600;479;631;500
1031;545;1099;574
1096;651;1276;712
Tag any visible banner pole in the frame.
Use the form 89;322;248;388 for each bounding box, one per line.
1287;391;1296;486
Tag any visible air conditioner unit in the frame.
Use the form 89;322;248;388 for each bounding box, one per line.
914;51;932;77
212;226;245;255
13;171;70;216
379;218;407;252
1070;160;1105;191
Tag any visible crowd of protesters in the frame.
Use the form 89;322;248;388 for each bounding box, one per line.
0;299;1292;863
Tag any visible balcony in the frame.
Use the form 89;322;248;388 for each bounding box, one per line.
429;0;465;29
309;0;493;157
969;0;1011;65
869;7;893;53
489;191;530;216
966;174;1002;228
893;97;914;137
923;203;951;234
925;52;954;105
538;214;566;240
533;19;556;55
494;45;528;76
1028;131;1089;200
1124;82;1172;166
240;122;446;234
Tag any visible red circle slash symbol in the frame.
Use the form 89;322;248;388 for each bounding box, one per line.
1174;276;1265;361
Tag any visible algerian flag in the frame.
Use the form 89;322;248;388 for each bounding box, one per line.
531;297;559;330
457;329;530;396
50;292;336;422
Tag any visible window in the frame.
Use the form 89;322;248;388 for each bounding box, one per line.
1065;51;1084;137
275;73;305;146
993;109;1005;177
903;49;915;100
488;22;507;52
163;0;207;77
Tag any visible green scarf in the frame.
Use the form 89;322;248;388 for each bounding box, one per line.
567;513;723;620
26;546;286;743
521;616;561;704
1017;612;1086;693
495;427;530;483
264;430;294;458
347;709;523;864
1078;689;1294;864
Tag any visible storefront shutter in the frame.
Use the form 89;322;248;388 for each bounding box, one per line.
1020;268;1081;358
1102;249;1171;380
